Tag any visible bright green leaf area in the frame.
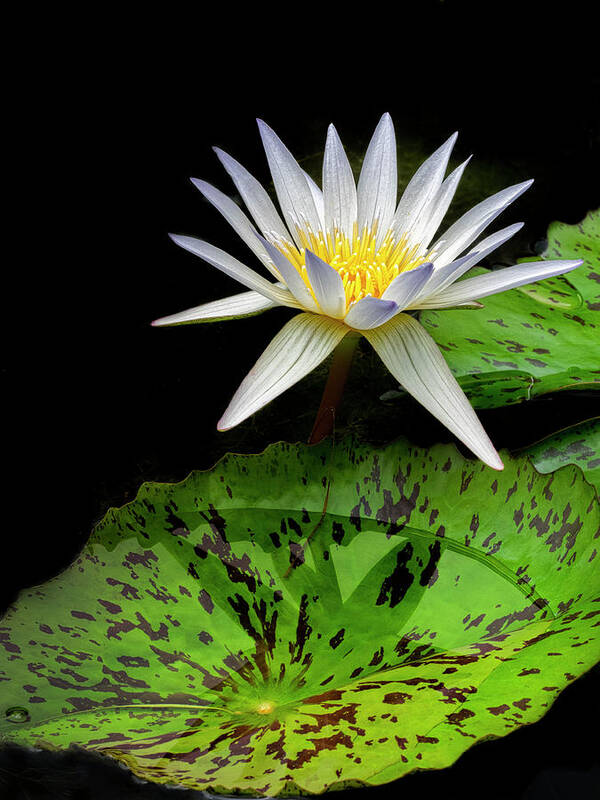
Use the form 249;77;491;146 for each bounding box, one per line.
418;209;600;408
1;431;600;796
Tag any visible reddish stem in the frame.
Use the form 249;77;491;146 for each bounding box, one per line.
308;334;359;444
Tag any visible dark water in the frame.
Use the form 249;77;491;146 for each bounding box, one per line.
4;5;599;799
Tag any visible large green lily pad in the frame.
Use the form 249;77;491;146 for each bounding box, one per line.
1;437;599;795
417;209;600;408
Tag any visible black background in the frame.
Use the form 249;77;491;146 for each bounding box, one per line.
3;2;599;798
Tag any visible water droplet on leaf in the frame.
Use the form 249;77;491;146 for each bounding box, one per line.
5;706;30;723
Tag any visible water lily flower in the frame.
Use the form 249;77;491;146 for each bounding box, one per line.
153;114;582;470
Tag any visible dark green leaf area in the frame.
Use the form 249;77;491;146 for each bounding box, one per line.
1;440;599;795
418;209;600;408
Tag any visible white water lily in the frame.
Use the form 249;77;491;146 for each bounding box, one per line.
154;114;582;470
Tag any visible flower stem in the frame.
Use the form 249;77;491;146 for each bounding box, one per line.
308;333;359;444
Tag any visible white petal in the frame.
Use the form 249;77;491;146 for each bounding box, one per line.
421;258;583;308
416;222;524;301
257;235;320;312
323;124;358;240
218;313;347;430
343;296;398;330
357;113;397;242
303;170;325;230
169;234;300;308
190;178;281;280
152;289;278;326
431;180;533;267
363;313;503;470
304;249;347;318
257;119;323;244
381;262;434;310
213;147;291;243
415;157;471;249
392;132;458;244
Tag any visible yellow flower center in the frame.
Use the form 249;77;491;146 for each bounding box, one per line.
276;223;430;306
256;700;275;715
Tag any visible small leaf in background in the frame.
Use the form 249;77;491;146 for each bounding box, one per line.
1;433;599;795
417;209;600;408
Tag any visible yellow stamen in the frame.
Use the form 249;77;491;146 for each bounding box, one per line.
273;225;431;308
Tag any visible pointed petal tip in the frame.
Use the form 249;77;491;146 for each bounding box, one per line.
435;131;458;152
549;258;583;273
374;111;393;131
151;316;173;327
304;247;335;271
483;448;505;471
326;122;340;141
168;232;192;247
189;176;206;192
501;178;534;198
471;446;504;471
256;118;273;143
217;410;235;431
189;176;218;199
213;146;233;169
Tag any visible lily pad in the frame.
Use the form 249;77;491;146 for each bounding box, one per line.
417;209;600;408
1;438;599;796
523;416;600;493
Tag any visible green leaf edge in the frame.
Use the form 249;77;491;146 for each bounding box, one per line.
416;209;600;409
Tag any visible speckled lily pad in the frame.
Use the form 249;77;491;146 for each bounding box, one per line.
416;209;600;408
1;438;599;795
523;416;600;493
